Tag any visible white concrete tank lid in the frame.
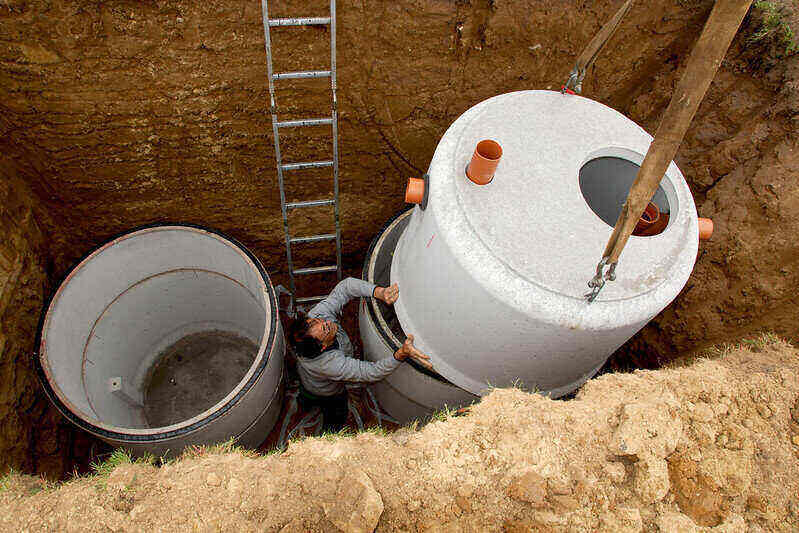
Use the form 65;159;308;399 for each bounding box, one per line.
390;90;699;397
452;90;696;300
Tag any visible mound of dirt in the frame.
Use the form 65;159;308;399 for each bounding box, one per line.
2;337;797;532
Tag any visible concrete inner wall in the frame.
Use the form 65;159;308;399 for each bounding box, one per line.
83;270;264;428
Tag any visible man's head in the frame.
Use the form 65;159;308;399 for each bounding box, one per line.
288;313;338;359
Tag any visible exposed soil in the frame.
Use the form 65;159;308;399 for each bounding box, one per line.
0;0;798;478
0;170;107;479
2;337;798;532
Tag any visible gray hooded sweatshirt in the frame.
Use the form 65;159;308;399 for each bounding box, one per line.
297;277;401;397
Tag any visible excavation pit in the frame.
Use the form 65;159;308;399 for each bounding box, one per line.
0;0;793;482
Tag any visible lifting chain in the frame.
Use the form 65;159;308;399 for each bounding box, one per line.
585;257;617;303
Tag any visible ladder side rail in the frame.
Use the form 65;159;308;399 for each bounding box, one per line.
261;0;297;308
330;0;343;281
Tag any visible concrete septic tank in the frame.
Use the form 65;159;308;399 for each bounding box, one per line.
361;90;699;423
36;225;284;456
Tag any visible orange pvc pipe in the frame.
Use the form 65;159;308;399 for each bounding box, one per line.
405;177;425;204
698;217;713;240
633;202;669;236
466;140;503;185
633;202;660;235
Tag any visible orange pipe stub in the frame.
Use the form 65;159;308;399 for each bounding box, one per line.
698;217;714;241
466;139;503;185
405;177;425;204
633;202;670;237
633;202;660;235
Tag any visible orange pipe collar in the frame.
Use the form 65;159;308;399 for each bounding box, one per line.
698;217;713;240
405;177;425;204
467;140;503;185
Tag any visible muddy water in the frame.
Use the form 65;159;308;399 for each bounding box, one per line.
143;331;257;428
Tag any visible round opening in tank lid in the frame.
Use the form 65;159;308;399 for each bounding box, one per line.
448;91;697;301
578;156;671;236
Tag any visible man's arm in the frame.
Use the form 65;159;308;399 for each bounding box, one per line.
319;350;402;384
317;335;433;384
309;277;376;320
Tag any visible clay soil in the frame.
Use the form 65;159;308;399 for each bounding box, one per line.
1;0;798;479
2;336;798;532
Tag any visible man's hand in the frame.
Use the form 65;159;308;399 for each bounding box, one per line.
374;283;399;305
393;334;432;370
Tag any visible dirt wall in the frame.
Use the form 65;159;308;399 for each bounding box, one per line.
0;162;85;478
2;337;798;532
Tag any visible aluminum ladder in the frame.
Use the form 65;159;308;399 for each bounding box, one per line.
260;0;342;312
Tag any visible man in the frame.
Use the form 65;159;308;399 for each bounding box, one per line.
288;277;431;431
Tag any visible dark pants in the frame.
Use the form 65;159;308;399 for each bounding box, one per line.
298;387;349;433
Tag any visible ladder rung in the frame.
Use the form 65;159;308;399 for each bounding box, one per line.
286;199;335;209
296;295;327;304
268;17;331;27
273;70;331;80
293;265;337;275
290;233;336;244
282;160;333;171
276;117;333;128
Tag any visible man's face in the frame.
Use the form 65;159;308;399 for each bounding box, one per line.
307;317;337;346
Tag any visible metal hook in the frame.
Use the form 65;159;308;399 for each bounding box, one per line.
561;68;585;95
585;257;616;303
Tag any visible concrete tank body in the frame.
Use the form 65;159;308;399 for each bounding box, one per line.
360;210;478;424
390;90;699;398
36;225;284;456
